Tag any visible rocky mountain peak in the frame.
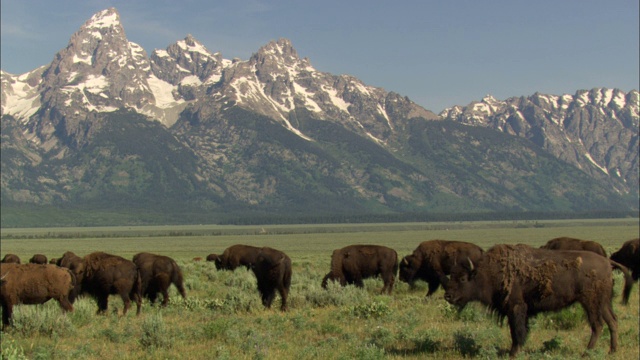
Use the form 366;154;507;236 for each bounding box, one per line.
83;7;122;30
151;34;224;86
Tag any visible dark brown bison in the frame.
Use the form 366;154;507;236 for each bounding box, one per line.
29;254;48;264
321;245;398;294
214;244;261;271
49;258;58;264
56;251;85;301
250;247;292;311
206;254;220;262
132;252;186;307
540;236;607;257
444;244;622;357
399;240;483;297
78;252;142;315
1;254;21;264
610;238;639;280
1;263;75;328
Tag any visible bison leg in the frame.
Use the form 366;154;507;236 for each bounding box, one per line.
57;296;74;313
425;279;440;297
118;289;132;315
584;305;605;351
602;304;618;353
96;295;109;314
261;289;276;308
160;288;170;307
278;286;288;311
2;303;13;328
507;303;529;357
148;291;158;305
381;275;395;294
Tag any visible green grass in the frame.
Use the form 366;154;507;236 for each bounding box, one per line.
1;219;638;359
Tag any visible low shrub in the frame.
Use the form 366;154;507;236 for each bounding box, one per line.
139;313;173;349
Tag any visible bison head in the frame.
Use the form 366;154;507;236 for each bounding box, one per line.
443;257;477;308
399;255;420;284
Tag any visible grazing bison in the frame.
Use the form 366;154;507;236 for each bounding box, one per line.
49;258;58;264
1;263;75;328
399;240;483;297
611;238;639;281
56;251;85;301
29;254;48;264
250;247;292;311
444;244;622;357
321;245;398;294
1;254;21;264
133;252;186;307
214;244;261;271
540;237;607;257
79;252;142;316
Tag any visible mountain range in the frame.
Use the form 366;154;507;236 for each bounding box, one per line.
1;8;638;226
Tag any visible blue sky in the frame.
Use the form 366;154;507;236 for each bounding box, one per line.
1;0;638;113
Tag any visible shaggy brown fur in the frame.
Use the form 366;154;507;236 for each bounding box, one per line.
540;237;607;257
444;244;620;357
1;263;75;328
214;244;261;271
29;254;48;264
1;254;21;264
251;247;292;311
79;252;142;316
322;245;398;294
611;238;640;280
133;252;186;307
399;240;483;297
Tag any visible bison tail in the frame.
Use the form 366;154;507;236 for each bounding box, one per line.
133;269;143;315
321;273;331;289
610;260;633;305
173;268;187;299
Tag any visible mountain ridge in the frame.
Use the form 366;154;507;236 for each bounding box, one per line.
1;7;637;226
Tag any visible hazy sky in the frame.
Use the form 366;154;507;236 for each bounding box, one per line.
1;0;638;113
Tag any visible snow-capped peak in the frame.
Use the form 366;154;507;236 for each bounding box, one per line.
84;8;121;30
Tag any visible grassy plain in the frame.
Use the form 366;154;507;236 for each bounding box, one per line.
1;218;638;359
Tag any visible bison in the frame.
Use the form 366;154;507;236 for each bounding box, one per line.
1;263;75;328
213;244;261;271
610;238;639;281
321;245;398;294
399;240;483;297
132;252;186;307
444;244;622;357
29;254;48;264
56;251;85;301
540;236;607;257
1;254;21;264
78;252;142;316
250;247;292;311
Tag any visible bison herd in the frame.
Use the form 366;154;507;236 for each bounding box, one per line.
1;237;639;357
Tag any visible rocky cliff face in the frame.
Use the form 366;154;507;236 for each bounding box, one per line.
1;8;637;224
440;90;639;197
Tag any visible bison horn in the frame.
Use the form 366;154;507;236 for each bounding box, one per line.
0;272;8;281
467;257;474;271
402;258;408;265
